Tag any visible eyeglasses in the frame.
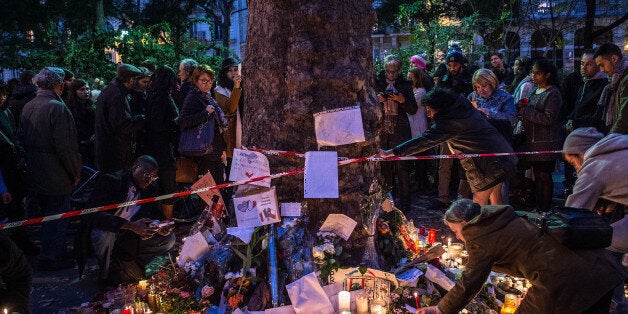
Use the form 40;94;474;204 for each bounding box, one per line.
199;78;213;85
386;70;399;74
143;172;158;181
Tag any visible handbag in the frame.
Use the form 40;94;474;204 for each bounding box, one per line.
178;117;215;156
517;206;613;250
175;157;198;183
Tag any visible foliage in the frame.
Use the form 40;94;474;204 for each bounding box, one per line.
312;231;350;284
152;262;214;313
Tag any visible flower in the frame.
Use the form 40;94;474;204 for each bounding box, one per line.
202;285;215;298
312;246;325;260
228;294;244;309
180;291;190;298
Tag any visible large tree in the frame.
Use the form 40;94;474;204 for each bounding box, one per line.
244;0;382;266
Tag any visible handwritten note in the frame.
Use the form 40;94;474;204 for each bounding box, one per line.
233;188;281;228
192;171;226;208
281;202;302;217
319;214;357;241
177;231;210;266
229;148;271;187
314;105;365;147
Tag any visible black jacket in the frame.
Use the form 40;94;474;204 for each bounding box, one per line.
374;71;418;148
568;73;609;129
75;169;163;276
7;84;37;128
438;69;473;97
393;95;517;192
177;86;228;157
94;79;145;173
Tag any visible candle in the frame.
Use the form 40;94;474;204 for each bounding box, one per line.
137;280;149;291
356;293;368;314
122;306;134;314
370;299;387;314
500;294;519;314
4;309;7;314
414;291;421;309
427;229;437;245
338;290;350;311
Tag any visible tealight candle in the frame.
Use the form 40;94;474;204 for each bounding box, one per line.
137;280;149;291
338;290;350;311
356;293;368;314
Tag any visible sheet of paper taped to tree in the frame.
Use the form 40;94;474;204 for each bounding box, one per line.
233;188;281;228
229;148;271;188
304;151;339;199
314;105;366;147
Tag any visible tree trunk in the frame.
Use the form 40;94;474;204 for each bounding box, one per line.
94;0;105;33
583;0;596;49
243;0;381;267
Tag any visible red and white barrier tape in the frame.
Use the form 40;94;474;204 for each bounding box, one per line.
0;149;562;230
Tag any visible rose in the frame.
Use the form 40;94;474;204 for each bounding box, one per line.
312;246;325;260
322;243;335;255
202;285;215;298
180;291;190;298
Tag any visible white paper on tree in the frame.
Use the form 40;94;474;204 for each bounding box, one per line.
192;171;227;208
319;214;357;241
314;105;366;147
304;151;338;199
281;202;302;217
233;188;281;228
177;231;210;267
229;148;271;188
286;272;334;314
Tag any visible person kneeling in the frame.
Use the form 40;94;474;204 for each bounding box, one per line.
76;155;175;286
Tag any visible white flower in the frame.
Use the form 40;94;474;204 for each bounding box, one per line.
322;243;335;255
312;246;325;260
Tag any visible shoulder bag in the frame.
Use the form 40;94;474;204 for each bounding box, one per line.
178;116;215;157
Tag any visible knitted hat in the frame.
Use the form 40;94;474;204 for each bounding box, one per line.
446;44;466;64
221;57;240;70
563;127;604;154
410;55;427;70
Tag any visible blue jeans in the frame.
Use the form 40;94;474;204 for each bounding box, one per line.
27;193;71;263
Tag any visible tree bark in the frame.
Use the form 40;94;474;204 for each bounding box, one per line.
243;0;382;266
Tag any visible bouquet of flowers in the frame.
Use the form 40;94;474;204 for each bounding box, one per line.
312;231;349;284
150;261;216;312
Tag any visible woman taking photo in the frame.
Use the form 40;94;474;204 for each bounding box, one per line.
517;58;563;212
417;199;623;314
66;79;96;166
177;65;228;188
146;66;179;220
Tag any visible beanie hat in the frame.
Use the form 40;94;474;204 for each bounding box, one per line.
221;57;240;70
446;51;466;64
563;127;604;154
410;55;427;70
116;64;142;81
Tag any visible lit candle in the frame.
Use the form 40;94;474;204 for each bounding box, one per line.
414;291;421;309
356;293;368;314
338;290;351;311
137;280;149;291
122;306;133;314
370;299;387;314
4;308;7;314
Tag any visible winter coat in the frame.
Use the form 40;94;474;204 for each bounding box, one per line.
519;85;563;161
20;89;81;195
215;85;242;158
374;71;418;148
468;89;517;125
437;205;625;314
94;79;145;173
565;133;628;254
610;67;628;134
177;86;228;158
437;69;473;97
567;71;608;129
146;91;179;137
6;84;37;128
392;95;517;192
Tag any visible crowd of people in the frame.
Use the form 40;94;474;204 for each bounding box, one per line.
0;41;626;312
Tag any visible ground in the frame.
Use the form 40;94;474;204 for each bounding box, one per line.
24;166;568;312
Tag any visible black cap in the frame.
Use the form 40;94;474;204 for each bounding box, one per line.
221;57;239;70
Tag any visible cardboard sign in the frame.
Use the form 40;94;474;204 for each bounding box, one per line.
229;149;271;188
304;151;338;199
233;188;281;228
314;105;365;147
192;171;226;208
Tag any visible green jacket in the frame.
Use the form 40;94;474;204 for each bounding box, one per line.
610;70;628;134
437;205;624;314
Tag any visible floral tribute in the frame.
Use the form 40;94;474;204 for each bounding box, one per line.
312;231;350;284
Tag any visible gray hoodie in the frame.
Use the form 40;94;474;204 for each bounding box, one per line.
566;133;628;253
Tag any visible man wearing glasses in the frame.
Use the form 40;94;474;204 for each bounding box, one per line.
374;55;418;212
76;155;175;287
95;63;146;173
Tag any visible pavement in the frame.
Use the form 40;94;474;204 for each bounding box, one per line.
22;167;568;312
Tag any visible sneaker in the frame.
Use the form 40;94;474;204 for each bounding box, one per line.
37;258;75;271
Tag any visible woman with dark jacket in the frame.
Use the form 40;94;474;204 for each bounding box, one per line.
417;199;624;314
66;79;96;167
380;88;517;205
516;58;563;212
177;64;228;187
145;66;179;220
